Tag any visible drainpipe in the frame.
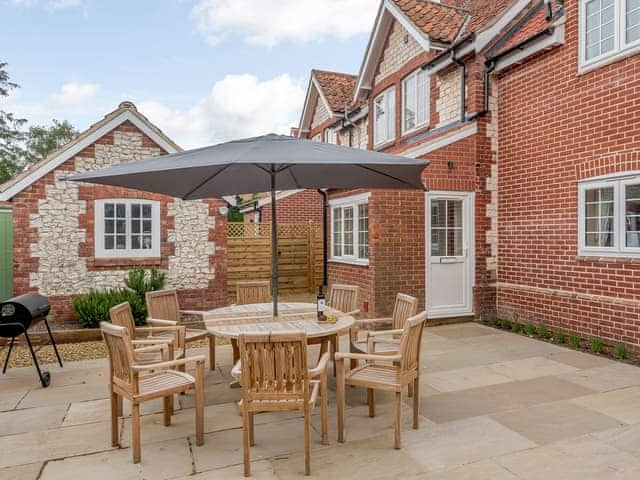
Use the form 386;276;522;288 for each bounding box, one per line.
467;60;496;121
317;188;329;286
451;50;467;124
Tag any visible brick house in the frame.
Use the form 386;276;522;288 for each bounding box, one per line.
238;189;323;224
0;102;228;326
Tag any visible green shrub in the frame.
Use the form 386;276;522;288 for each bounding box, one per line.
488;315;498;327
537;324;550;339
73;288;146;329
124;266;166;299
500;319;512;330
524;323;536;336
553;331;565;344
511;321;521;333
568;333;581;349
614;344;629;360
590;338;604;354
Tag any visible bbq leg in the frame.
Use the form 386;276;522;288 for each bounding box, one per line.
2;336;15;374
43;319;63;368
24;331;50;388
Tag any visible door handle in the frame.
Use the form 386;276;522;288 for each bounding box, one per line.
439;257;458;263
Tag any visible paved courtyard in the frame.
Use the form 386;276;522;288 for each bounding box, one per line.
2;322;640;479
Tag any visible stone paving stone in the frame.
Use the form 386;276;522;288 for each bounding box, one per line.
17;382;108;409
426;459;519;479
484;375;596;407
0;404;67;437
547;350;615;370
491;400;623;444
40;437;193;480
594;423;640;458
572;386;640;424
174;460;277;479
496;435;640;480
0;462;43;480
422;344;523;371
402;416;536;473
429;323;495;339
0;390;26;412
272;434;427;479
560;363;640;392
488;356;578;381
422;365;513;392
0;421;114;468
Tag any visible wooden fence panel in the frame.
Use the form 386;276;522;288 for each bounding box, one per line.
227;222;323;302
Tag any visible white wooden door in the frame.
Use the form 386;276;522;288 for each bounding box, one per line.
426;191;474;318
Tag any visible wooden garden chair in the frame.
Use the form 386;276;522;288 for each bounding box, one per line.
238;331;330;476
335;310;428;449
145;289;217;371
327;284;360;371
100;322;205;463
236;280;271;305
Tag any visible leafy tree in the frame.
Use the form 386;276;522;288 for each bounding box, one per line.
25;120;77;163
0;62;28;183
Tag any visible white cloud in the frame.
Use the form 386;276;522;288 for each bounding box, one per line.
7;0;84;10
138;73;304;148
191;0;377;47
52;82;100;107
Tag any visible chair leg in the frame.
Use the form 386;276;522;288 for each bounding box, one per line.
249;412;255;446
367;388;375;418
195;361;205;446
208;335;216;371
336;359;345;443
330;335;338;377
117;395;123;417
163;396;172;426
242;407;251;477
304;406;311;476
232;339;240;364
394;391;402;450
132;402;141;463
408;382;414;398
321;371;328;446
110;390;119;447
413;378;420;430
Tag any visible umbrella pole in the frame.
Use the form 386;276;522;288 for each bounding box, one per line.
270;172;279;317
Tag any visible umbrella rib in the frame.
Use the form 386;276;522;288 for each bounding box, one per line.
287;168;302;189
357;165;426;190
183;164;232;200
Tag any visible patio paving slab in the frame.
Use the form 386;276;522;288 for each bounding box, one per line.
483;375;596;407
426;459;519;479
422;365;513;392
571;386;640;424
0;390;26;412
401;415;536;473
272;434;427;480
0;404;67;437
174;460;277;479
547;349;615;369
488;356;578;381
0;462;43;480
40;437;193;480
496;435;640;480
594;423;640;458
429;323;495;339
490;400;623;444
17;381;108;409
560;363;640;392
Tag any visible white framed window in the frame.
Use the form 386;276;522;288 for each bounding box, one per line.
330;193;370;265
402;69;430;134
580;0;640;70
325;128;337;144
578;173;640;256
311;133;322;142
95;199;161;258
374;87;395;146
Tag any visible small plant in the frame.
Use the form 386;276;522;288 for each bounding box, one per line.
537;324;550;339
488;315;498;327
590;338;604;354
501;319;512;330
124;266;166;298
73;288;146;328
524;323;536;336
553;331;565;344
568;333;581;349
511;321;521;333
614;344;629;360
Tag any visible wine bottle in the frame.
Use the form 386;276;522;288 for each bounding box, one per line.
317;285;326;321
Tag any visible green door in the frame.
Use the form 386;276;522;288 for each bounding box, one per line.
0;210;13;301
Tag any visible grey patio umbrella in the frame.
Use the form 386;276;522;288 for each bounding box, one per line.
68;134;429;315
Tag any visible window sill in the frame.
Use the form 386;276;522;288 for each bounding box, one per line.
579;43;640;75
328;258;369;267
92;257;163;268
577;253;640;263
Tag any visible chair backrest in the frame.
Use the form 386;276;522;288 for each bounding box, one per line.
398;311;428;375
328;284;359;314
109;302;136;340
236;280;271;305
391;293;419;330
238;331;308;405
101;321;135;391
146;289;180;322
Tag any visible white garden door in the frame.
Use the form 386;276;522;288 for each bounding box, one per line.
426;191;474;318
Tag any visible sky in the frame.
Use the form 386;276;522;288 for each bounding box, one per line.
0;0;378;148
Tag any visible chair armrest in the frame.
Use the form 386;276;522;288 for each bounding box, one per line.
308;352;330;377
180;309;211;318
367;329;404;338
134;344;167;354
357;317;393;330
132;339;172;346
334;351;401;362
344;309;361;317
131;355;206;372
147;318;178;327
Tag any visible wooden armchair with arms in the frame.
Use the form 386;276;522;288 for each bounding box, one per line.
335;310;428;449
235;280;271;305
101;321;205;463
326;284;360;370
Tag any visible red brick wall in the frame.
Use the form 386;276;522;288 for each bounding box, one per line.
9;121;227;327
260;189;323;224
496;0;640;347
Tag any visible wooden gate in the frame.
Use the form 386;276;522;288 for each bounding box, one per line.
227;222;323;301
0;210;12;301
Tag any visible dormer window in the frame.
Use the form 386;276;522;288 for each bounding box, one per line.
374;87;395;146
402;69;430;134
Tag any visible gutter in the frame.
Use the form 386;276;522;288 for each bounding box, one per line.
450;50;467;124
317;188;329;286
